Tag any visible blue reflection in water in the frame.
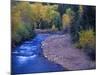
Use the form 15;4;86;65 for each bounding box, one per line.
12;34;64;74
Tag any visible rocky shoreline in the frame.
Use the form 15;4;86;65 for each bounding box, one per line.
41;34;96;70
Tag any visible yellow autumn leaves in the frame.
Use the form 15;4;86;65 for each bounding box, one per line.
78;29;95;49
62;8;74;30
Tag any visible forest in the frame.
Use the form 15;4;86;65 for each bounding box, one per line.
11;1;96;65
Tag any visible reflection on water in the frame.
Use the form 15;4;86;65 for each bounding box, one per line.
16;55;37;64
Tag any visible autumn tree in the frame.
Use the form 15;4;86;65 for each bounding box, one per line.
11;2;36;48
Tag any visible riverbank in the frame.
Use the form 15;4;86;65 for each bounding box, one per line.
41;33;96;70
12;34;66;74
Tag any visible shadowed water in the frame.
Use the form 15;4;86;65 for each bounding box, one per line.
12;34;65;74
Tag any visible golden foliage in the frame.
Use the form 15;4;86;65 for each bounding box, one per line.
62;14;72;29
31;3;59;23
11;2;33;32
11;2;35;46
78;29;95;49
62;8;74;30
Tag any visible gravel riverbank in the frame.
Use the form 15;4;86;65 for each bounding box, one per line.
41;34;96;70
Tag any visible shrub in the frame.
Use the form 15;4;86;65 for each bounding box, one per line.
16;24;30;40
12;31;22;45
76;29;96;60
11;2;36;48
78;29;95;49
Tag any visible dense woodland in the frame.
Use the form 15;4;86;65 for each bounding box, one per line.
11;2;96;60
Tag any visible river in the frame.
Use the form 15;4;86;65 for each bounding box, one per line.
12;34;65;74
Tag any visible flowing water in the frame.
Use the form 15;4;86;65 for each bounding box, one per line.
12;34;65;74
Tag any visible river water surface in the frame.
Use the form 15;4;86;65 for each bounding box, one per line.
12;34;65;74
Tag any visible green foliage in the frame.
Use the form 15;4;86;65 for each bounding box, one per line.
70;6;96;42
12;2;62;47
31;3;62;30
16;24;30;40
52;11;62;30
65;8;74;16
12;2;36;48
78;6;96;31
69;6;96;60
58;4;68;17
11;2;96;57
12;31;22;44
